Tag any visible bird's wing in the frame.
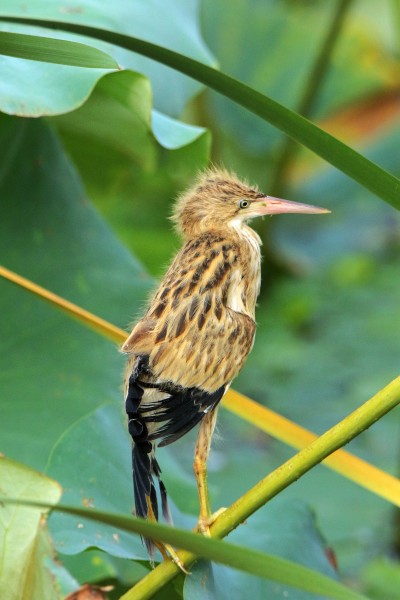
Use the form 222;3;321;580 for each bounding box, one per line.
126;358;226;447
123;233;256;392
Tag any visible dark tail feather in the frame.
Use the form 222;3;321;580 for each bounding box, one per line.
151;455;173;525
159;479;173;524
132;442;153;517
127;356;173;558
132;442;172;559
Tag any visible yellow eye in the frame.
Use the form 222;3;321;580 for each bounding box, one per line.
239;199;249;209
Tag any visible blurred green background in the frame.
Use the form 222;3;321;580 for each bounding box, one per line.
0;0;399;598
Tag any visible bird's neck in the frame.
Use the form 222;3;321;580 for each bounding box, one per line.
228;218;262;248
224;218;262;319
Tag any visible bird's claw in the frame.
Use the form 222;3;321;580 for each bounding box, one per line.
196;507;227;536
159;542;190;574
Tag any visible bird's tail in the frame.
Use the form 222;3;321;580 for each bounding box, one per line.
132;441;172;559
126;355;172;558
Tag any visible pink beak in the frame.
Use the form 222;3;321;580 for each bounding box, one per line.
251;196;330;216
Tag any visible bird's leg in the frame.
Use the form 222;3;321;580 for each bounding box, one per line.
193;407;219;536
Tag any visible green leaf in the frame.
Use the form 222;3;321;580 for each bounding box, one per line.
0;115;152;469
361;557;400;600
48;67;209;275
0;30;118;68
0;0;214;117
0;456;62;600
49;68;210;273
0;16;398;209
52;69;207;170
1;497;369;600
152;109;208;150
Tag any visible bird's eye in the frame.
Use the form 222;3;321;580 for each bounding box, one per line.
238;199;249;209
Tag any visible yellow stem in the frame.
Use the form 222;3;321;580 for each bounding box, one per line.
223;389;400;507
0;265;126;344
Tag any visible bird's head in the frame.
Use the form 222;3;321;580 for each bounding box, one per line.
172;167;330;239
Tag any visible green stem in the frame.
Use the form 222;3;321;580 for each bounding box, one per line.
270;0;354;197
124;375;400;599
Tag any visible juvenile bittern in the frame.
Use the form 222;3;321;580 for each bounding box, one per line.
122;167;329;563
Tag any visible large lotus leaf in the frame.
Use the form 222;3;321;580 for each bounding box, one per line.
53;69;208;162
0;114;152;469
0;0;214;117
50;68;210;274
51;68;209;195
0;457;63;600
201;0;396;155
184;498;337;600
0;21;115;116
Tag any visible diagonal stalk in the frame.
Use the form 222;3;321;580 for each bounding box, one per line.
0;265;125;343
123;375;400;599
130;381;400;598
225;389;400;507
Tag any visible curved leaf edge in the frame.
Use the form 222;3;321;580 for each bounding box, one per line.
0;16;398;209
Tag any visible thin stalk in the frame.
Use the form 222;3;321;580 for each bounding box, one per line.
393;0;400;56
123;376;400;599
270;0;354;197
389;1;400;549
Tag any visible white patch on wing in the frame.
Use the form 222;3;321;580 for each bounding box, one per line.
226;268;245;312
139;386;171;436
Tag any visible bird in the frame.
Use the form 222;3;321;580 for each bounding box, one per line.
122;167;329;566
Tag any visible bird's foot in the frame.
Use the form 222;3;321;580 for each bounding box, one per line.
157;541;190;574
196;507;227;536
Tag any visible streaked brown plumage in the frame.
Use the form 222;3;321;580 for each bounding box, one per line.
122;167;329;564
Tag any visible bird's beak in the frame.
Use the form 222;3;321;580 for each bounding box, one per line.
250;196;330;217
